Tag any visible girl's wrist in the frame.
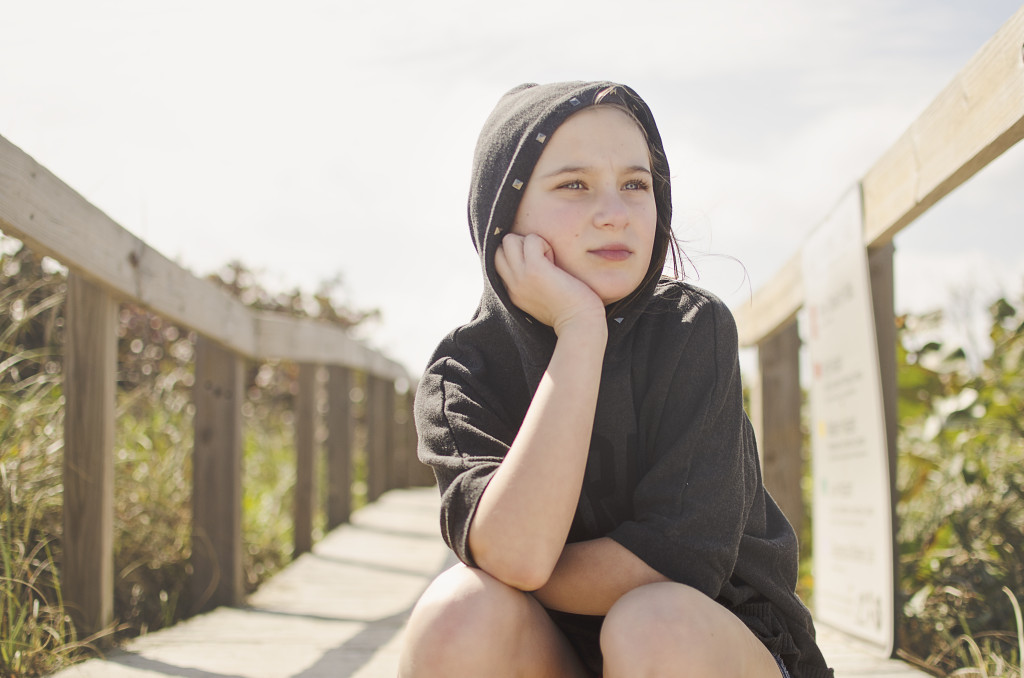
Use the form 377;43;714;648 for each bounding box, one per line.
553;311;608;346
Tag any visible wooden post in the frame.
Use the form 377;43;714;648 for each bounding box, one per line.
756;319;804;539
326;365;354;529
384;381;403;490
366;376;388;502
389;385;405;491
293;363;317;556
395;388;415;489
404;387;420;486
405;382;434;487
191;336;244;613
869;240;900;638
63;273;116;638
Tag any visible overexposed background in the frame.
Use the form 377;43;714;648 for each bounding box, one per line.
3;1;1023;372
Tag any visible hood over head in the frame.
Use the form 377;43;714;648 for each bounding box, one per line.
466;81;674;376
469;81;673;321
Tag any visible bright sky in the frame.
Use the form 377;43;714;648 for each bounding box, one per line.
3;1;1023;373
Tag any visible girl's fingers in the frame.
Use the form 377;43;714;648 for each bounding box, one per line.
502;233;527;264
521;233;551;264
496;233;539;281
496;232;601;329
494;235;522;286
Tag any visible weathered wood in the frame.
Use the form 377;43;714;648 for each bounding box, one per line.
0;134;407;383
0;136;256;356
326;365;355;528
869;241;901;640
62;273;116;638
191;336;244;614
366;376;390;502
734;253;803;348
756;320;805;538
396;388;419;489
386;384;406;491
386;386;404;491
406;384;434;487
293;363;318;556
0;128;411;627
254;313;406;381
863;5;1024;247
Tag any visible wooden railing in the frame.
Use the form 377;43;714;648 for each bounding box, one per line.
737;2;1024;650
0;133;432;638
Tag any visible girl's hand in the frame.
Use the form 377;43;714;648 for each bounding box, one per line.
495;233;606;336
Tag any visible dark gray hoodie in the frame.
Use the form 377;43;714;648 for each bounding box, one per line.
414;81;833;678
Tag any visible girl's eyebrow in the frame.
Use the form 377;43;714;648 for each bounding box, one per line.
541;164;652;178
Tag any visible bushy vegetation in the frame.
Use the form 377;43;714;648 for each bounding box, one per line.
896;293;1024;677
0;234;376;676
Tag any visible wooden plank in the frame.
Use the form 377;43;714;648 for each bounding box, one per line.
46;488;454;678
190;336;244;614
253;312;406;380
293;363;318;556
0;135;256;356
385;383;399;489
406;384;434;487
366;376;390;503
326;366;354;528
863;5;1024;247
734;253;803;347
62;273;116;638
392;389;412;490
756;320;805;538
0;135;408;382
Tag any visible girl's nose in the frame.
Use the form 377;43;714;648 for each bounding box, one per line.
593;189;629;229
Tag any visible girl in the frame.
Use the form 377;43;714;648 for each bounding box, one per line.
399;81;833;678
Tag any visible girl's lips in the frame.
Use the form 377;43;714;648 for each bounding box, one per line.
589;246;632;262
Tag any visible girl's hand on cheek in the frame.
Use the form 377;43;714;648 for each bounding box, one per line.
495;233;606;337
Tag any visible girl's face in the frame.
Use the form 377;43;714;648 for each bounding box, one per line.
511;106;657;306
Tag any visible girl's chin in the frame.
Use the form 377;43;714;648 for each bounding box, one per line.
592;280;646;307
597;288;639;307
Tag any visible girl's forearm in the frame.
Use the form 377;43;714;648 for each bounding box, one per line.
467;320;606;591
531;537;670;615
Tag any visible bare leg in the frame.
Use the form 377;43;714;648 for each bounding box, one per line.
601;582;781;678
399;564;593;678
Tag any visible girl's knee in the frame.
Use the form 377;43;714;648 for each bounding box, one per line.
604;583;705;637
601;583;719;675
601;583;775;678
399;564;533;676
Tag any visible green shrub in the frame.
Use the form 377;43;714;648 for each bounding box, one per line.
897;292;1024;676
0;233;375;675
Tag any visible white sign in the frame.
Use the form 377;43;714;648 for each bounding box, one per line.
802;188;894;655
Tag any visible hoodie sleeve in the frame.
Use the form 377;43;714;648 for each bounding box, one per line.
413;346;520;567
607;296;760;599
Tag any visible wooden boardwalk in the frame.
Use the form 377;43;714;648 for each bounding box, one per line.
50;488;453;678
50;487;928;678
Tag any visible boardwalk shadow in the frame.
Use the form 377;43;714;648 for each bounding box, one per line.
292;608;411;678
309;551;440;579
344;522;442;542
101;653;248;678
292;550;457;678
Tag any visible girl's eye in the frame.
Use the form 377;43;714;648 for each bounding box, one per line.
559;179;585;190
623;178;650;191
